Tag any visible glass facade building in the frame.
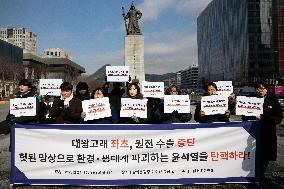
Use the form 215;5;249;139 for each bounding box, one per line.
0;39;23;66
273;0;284;79
197;0;283;86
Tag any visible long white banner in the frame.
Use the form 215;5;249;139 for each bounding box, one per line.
11;122;259;185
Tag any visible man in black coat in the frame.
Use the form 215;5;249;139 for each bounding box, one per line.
242;82;282;181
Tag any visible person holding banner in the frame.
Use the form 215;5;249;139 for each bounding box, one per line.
242;82;282;181
194;82;230;123
49;82;83;124
154;85;192;124
6;79;40;152
81;88;118;124
120;82;146;123
6;79;39;124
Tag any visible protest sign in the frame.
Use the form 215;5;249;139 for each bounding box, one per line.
106;66;129;82
10;97;37;117
201;95;228;115
11;122;259;186
236;96;264;116
214;81;233;97
142;81;164;98
39;79;63;96
164;95;191;113
120;98;148;118
82;98;112;121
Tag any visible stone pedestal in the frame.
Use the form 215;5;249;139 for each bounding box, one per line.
124;35;145;84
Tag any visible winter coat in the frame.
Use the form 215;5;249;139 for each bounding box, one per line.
49;97;83;124
242;93;282;161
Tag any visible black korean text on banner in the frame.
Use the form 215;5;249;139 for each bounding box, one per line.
12;123;257;185
214;81;233;97
164;95;191;113
120;98;148;118
106;66;129;82
201;95;228;115
39;79;63;96
235;96;264;116
82;98;112;121
10;97;37;117
142;81;164;98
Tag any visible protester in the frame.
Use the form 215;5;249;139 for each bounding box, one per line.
74;82;90;101
109;82;125;118
81;88;118;124
123;82;143;99
6;79;39;124
242;82;282;182
120;82;145;123
154;84;192;124
6;79;40;151
194;82;230;123
49;82;82;124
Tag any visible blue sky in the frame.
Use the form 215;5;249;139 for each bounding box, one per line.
0;0;212;75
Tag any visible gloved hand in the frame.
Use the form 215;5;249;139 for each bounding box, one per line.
131;115;140;123
172;110;179;118
7;114;16;124
81;112;86;119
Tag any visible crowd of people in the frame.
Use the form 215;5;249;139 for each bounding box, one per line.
3;78;283;183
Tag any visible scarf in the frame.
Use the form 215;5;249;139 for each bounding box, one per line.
61;93;73;107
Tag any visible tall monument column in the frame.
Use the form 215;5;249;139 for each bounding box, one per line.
124;35;145;84
122;3;145;84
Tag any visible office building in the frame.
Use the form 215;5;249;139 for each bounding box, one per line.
197;0;283;86
180;65;199;90
0;28;36;53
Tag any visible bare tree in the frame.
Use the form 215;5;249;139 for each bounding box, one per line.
0;57;25;98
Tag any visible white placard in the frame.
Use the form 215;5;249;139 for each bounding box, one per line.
142;81;164;98
236;96;264;116
120;98;148;118
214;81;233;97
82;98;112;121
39;79;63;96
106;66;129;82
201;95;228;115
164;95;191;113
10;97;37;117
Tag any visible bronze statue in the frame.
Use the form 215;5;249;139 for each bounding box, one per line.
122;3;142;35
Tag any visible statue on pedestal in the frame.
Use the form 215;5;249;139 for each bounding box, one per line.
122;2;142;35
